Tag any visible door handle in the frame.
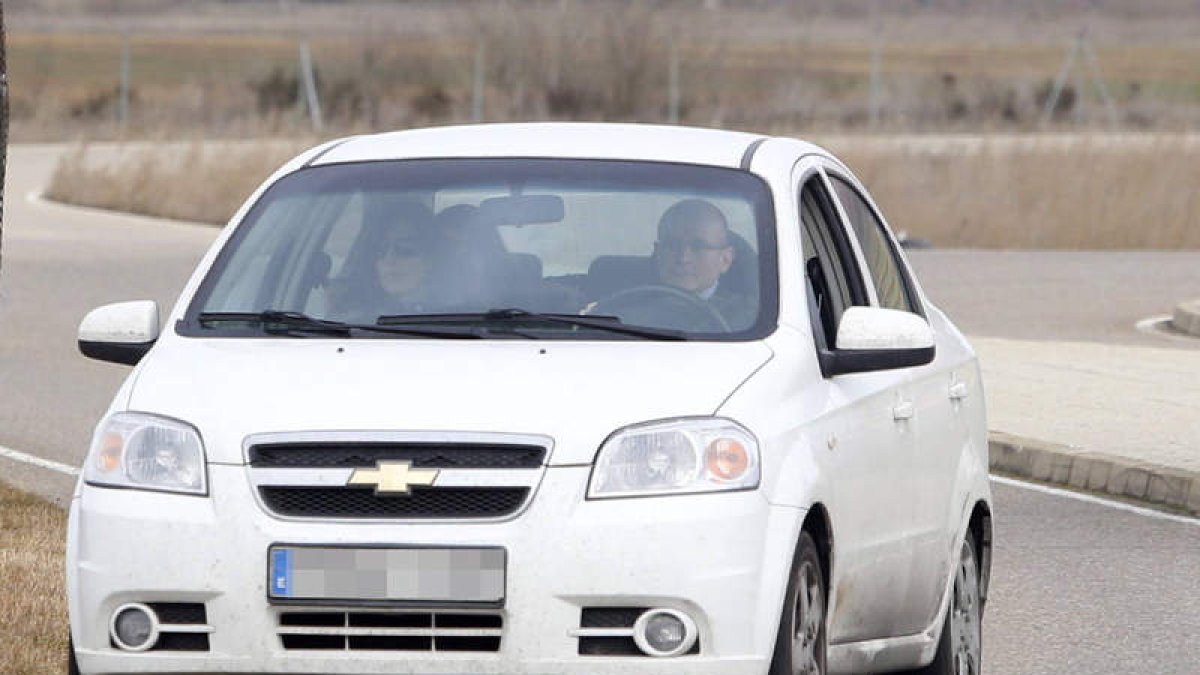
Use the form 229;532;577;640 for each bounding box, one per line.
949;381;969;401
892;401;914;421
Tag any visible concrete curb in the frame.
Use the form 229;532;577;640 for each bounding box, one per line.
989;431;1200;517
1173;299;1200;337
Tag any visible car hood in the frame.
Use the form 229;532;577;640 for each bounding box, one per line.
127;338;774;465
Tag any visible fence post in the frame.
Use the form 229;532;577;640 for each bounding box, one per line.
1082;38;1119;128
869;41;881;129
119;35;131;128
298;41;323;132
668;41;680;124
473;43;485;123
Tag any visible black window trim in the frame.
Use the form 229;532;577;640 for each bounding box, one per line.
795;163;872;358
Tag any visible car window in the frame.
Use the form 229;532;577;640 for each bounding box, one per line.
186;159;778;340
829;176;919;315
799;175;867;350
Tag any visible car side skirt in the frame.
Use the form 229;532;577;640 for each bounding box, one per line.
827;629;939;674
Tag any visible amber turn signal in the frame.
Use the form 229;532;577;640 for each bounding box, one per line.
98;433;123;473
705;438;749;480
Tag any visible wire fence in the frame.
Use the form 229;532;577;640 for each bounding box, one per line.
8;4;1200;140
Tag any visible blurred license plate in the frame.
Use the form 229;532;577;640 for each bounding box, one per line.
268;545;505;605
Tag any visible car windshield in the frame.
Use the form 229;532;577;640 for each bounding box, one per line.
184;158;777;340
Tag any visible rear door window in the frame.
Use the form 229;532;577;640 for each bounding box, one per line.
829;176;920;315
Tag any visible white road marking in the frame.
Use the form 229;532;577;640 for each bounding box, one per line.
0;444;81;476
991;475;1200;526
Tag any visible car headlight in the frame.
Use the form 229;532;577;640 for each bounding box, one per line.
588;418;759;499
84;412;208;496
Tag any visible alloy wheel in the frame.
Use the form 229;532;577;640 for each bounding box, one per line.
949;539;982;675
790;559;825;675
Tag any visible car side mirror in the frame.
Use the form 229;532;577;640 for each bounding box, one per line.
819;306;935;377
78;301;160;365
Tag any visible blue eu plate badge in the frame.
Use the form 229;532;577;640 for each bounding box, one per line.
271;548;293;597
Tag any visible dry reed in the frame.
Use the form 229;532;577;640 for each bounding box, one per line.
828;134;1200;249
44;134;1200;250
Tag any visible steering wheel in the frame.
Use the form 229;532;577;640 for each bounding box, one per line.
592;284;731;333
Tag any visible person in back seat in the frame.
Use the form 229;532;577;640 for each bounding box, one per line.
654;199;755;328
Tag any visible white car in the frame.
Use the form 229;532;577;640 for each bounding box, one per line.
68;123;992;675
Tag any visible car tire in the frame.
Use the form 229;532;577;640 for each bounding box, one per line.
907;534;983;675
769;531;827;675
68;634;81;675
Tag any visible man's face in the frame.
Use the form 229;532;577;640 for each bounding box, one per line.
656;217;734;293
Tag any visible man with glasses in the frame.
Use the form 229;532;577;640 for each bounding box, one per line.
653;199;754;329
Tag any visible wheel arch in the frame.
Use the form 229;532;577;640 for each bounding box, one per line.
968;499;993;611
801;502;834;592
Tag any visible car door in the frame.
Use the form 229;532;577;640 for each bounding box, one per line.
794;163;920;644
826;171;968;634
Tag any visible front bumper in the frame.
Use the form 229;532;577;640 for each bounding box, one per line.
68;464;804;674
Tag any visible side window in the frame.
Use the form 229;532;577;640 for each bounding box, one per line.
829;176;919;315
799;176;867;350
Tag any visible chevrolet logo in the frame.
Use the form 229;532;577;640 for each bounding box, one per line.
347;461;439;495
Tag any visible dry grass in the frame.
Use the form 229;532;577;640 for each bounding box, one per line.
43;134;1200;250
44;140;313;225
0;483;69;675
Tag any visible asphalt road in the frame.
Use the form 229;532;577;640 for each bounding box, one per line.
984;479;1200;675
907;248;1200;348
2;143;1199;674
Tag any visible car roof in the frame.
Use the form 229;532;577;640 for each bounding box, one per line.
310;123;822;169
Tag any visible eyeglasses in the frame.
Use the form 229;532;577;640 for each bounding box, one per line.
658;237;729;254
382;240;422;259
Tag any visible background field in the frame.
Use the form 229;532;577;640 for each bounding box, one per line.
13;0;1200;248
8;0;1200;140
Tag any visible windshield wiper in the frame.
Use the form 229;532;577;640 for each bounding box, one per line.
377;308;688;341
195;311;481;339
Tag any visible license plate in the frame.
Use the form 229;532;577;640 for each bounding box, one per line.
268;545;506;605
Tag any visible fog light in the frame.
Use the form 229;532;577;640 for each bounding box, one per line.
633;609;698;657
110;603;159;652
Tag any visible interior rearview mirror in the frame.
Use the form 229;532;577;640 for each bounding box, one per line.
478;194;565;226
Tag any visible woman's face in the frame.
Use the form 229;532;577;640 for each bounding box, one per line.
374;222;427;297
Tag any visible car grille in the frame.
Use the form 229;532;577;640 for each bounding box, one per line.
277;610;503;653
246;433;550;521
250;443;545;469
259;486;529;518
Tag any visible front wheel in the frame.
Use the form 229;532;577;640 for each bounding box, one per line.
769;531;827;675
907;534;983;675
